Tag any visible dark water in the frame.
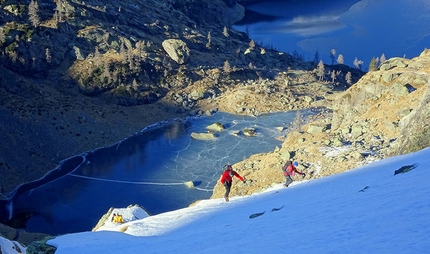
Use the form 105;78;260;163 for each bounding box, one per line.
234;0;430;67
2;110;319;235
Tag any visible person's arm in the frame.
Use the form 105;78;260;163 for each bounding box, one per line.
233;171;244;181
293;166;305;175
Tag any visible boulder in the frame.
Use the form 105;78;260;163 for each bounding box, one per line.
332;137;343;147
92;205;150;232
162;39;190;64
243;128;256;136
206;122;225;132
191;132;217;140
306;124;326;134
205;110;213;116
379;57;408;71
190;91;205;100
390;82;409;97
26;237;56;254
382;72;400;83
303;96;313;104
71;46;86;61
276;126;285;132
280;151;292;161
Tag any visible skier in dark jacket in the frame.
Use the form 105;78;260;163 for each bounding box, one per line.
220;164;244;202
282;161;305;187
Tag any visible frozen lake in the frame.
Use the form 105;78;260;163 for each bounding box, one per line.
3;110;318;235
234;0;430;68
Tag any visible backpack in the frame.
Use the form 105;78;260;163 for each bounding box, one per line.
282;161;291;172
282;161;294;176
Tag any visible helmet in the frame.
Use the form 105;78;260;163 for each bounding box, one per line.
293;161;299;167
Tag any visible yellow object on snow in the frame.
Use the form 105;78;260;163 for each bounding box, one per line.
113;214;124;223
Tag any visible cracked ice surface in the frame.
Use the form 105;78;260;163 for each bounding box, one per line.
7;110;316;235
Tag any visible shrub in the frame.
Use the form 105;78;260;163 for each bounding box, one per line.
5;42;17;53
115;86;128;95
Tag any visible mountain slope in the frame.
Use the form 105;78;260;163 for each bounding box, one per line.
45;148;430;253
1;0;334;194
209;49;430;201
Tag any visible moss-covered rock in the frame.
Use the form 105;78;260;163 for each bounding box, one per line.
26;236;57;254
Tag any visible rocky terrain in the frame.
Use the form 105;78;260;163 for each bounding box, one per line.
1;0;429;248
211;51;430;199
0;0;364;195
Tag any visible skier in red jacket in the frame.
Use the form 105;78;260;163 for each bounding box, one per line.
282;161;305;187
220;164;244;202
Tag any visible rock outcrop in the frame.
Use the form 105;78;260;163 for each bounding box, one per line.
162;39;190;65
0;236;26;254
331;50;430;151
211;50;430;200
92;204;150;232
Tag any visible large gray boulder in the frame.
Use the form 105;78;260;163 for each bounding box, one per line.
162;39;190;64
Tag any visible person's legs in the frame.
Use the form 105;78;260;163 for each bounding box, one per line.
284;176;293;187
224;182;232;201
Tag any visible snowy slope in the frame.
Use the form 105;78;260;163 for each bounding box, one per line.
0;237;26;254
48;148;430;253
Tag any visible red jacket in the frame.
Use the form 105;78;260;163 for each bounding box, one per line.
283;164;303;177
220;170;244;184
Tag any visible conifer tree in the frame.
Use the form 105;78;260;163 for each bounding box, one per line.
0;27;5;45
369;57;378;71
28;0;40;27
94;47;101;66
132;78;139;91
313;50;319;65
379;53;386;65
206;31;211;49
45;48;52;63
222;26;229;38
101;59;111;82
120;42;127;64
353;57;363;70
54;0;64;23
316;60;325;81
249;39;255;50
330;49;336;65
32;56;37;68
54;10;60;23
337;54;344;64
331;70;336;82
223;60;231;74
345;71;352;85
